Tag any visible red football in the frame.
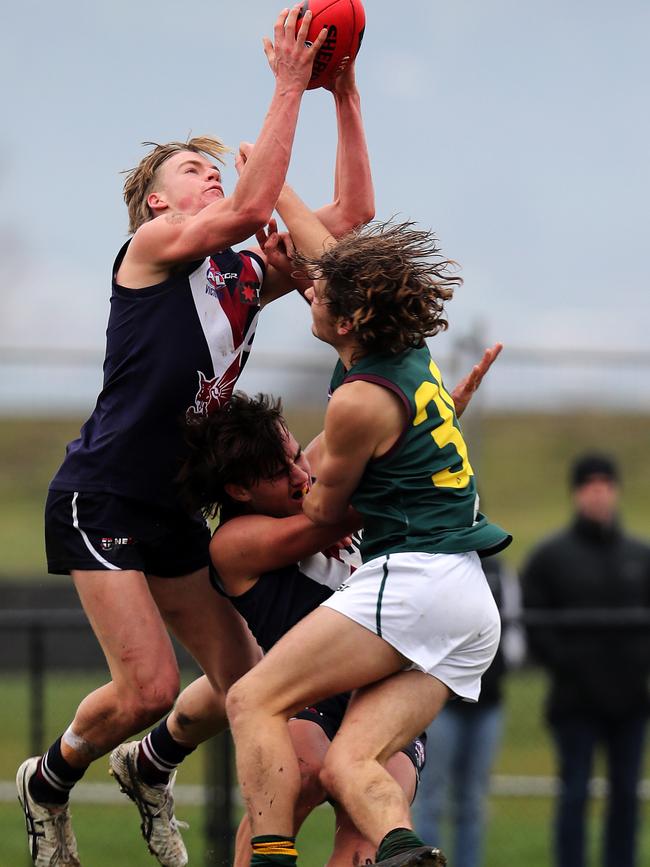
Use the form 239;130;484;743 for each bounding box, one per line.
298;0;366;90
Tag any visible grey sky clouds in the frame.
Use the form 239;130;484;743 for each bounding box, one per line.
2;0;649;411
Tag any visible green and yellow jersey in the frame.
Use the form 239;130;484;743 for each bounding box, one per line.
330;345;511;563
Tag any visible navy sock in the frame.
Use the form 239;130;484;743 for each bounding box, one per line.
137;718;196;786
28;736;86;806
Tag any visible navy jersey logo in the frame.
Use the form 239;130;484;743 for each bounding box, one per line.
206;261;226;298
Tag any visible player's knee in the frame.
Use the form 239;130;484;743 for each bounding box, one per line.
224;678;256;732
172;698;226;739
319;749;347;802
122;674;180;729
320;740;370;801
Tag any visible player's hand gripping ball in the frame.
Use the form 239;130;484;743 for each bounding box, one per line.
298;0;366;90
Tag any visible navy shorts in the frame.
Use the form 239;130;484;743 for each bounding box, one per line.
45;489;211;578
293;694;427;779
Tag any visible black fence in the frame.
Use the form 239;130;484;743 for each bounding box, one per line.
0;605;234;867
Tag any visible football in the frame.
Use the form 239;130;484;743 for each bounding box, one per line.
298;0;366;90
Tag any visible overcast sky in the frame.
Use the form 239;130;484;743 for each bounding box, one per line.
1;0;649;411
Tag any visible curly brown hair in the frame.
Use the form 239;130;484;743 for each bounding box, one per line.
122;135;229;234
294;220;462;359
177;392;291;519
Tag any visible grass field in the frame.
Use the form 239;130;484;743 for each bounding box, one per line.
1;669;649;865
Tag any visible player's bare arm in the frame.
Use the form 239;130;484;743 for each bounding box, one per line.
210;512;359;594
254;220;314;305
451;343;503;417
247;59;373;303
314;61;375;236
119;6;329;287
275;184;338;261
303;381;406;526
303;344;499;491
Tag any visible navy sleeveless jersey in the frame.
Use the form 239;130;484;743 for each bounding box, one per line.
51;242;265;508
211;540;360;653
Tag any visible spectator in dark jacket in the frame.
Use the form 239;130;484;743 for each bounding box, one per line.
521;453;650;867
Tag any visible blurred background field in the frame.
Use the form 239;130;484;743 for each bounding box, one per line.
3;0;650;863
2;409;650;578
1;669;649;865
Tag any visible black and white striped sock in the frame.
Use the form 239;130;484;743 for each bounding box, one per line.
137;718;196;787
29;736;86;806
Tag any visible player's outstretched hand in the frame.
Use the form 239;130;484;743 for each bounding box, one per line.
263;5;329;92
255;219;296;276
451;343;503;418
321;536;354;559
235;141;254;176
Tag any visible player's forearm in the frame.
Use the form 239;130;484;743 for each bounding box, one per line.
333;89;374;223
276;185;335;258
230;86;305;225
315;90;374;237
303;482;350;526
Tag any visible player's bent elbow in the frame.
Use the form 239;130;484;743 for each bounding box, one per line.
329;204;375;239
355;202;376;226
343;195;375;229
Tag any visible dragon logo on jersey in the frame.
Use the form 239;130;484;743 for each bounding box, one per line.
186;370;238;420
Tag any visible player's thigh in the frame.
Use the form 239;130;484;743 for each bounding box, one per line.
385;749;418;804
72;568;178;691
148;567;262;690
288;719;331;818
331;669;450;765
289;717;331;771
230;606;407;720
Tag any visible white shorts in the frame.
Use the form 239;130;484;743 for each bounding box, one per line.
320;550;500;701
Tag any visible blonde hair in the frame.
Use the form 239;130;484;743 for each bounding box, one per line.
122;136;229;234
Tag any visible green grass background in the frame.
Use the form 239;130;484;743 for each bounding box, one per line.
1;411;649;864
2;411;650;578
1;669;649;866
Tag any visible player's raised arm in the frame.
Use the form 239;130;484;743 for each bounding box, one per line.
124;6;329;276
314;62;375;236
275;184;338;260
451;343;503;417
253;61;374;304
